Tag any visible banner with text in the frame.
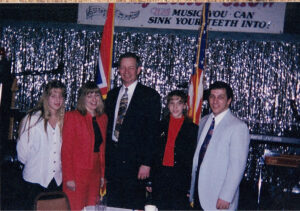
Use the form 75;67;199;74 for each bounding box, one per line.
78;3;286;34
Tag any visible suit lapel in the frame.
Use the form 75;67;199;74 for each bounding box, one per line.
197;116;209;144
175;118;188;146
123;83;141;119
97;116;106;142
211;111;232;139
159;117;169;157
160;117;169;142
84;115;94;147
106;87;121;132
111;87;121;115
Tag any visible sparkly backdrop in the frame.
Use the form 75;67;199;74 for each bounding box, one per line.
1;25;299;184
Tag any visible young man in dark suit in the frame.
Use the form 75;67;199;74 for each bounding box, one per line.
105;52;161;210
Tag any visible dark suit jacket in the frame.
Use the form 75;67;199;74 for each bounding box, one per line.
105;83;161;180
153;116;198;192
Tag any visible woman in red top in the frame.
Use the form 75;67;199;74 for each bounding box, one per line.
62;81;107;210
151;90;198;210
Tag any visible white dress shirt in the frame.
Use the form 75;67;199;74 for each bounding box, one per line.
17;111;62;188
112;80;138;142
194;109;230;167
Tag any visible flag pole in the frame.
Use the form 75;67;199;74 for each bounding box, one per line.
188;3;210;125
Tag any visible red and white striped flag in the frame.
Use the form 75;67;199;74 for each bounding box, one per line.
188;3;210;125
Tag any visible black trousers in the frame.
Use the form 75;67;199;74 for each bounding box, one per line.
153;167;190;210
22;178;62;210
106;177;146;210
192;180;204;211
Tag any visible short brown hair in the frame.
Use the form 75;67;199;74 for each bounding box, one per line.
167;90;187;105
118;52;141;68
166;90;188;117
209;81;233;101
76;81;104;116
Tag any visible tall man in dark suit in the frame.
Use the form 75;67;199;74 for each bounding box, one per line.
105;52;161;209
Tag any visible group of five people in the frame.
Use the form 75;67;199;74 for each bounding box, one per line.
16;52;249;210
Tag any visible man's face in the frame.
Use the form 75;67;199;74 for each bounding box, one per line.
119;57;141;87
208;88;231;116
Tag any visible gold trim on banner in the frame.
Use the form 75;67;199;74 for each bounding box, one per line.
0;0;298;4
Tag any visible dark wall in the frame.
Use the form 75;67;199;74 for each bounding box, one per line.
0;4;78;23
284;3;300;35
0;3;299;35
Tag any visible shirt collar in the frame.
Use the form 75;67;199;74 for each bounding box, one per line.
211;108;230;126
121;80;138;96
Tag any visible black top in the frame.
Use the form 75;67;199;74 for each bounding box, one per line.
92;116;103;152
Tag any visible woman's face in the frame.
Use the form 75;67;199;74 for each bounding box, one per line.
48;88;64;114
168;95;186;118
85;92;101;115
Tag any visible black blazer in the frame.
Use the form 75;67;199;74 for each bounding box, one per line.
154;116;198;191
105;83;161;180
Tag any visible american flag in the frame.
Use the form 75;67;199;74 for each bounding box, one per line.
188;3;210;125
96;3;115;99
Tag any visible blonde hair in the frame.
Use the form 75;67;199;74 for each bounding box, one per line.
76;81;104;116
20;80;66;138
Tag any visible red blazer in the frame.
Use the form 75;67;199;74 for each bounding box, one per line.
62;110;108;182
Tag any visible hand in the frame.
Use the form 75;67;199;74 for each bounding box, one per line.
100;178;105;188
146;186;152;192
137;165;150;180
66;180;76;191
100;178;106;196
216;198;230;209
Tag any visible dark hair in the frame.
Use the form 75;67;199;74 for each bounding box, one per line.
76;81;104;116
118;52;141;68
209;81;233;100
167;90;187;105
166;90;188;117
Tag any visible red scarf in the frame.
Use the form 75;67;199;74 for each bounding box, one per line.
162;115;184;167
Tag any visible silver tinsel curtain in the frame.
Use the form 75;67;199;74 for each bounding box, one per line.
1;24;299;183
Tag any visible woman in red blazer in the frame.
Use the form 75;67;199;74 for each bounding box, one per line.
62;81;107;210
